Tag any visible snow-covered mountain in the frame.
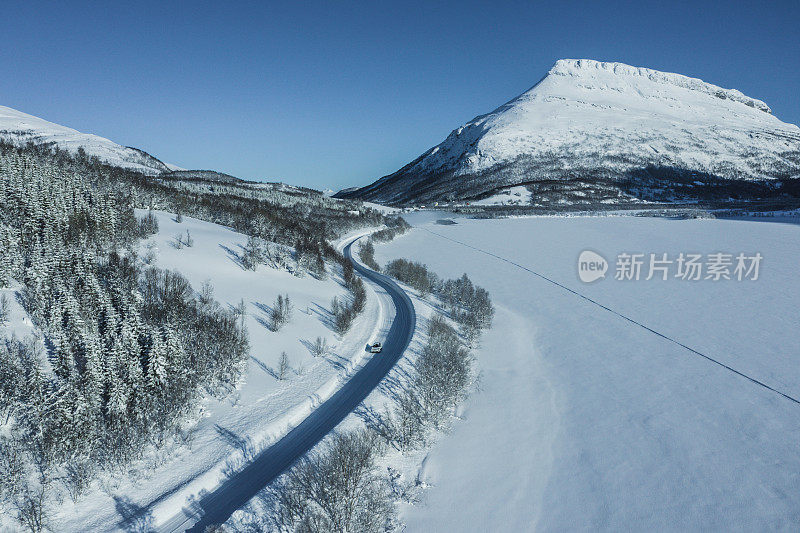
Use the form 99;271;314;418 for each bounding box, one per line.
338;59;800;206
0;104;179;175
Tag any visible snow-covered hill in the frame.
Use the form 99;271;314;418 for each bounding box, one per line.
339;59;800;205
0;104;179;174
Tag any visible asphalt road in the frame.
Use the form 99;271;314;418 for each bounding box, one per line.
155;237;416;532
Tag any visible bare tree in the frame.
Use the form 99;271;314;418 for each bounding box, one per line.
278;352;290;381
198;280;215;309
267;429;395;532
311;336;328;357
15;473;50;533
270;294;293;330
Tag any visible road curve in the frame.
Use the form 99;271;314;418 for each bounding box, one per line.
156;237;416;532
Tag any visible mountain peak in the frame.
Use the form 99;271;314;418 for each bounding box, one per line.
338;60;800;206
545;59;771;113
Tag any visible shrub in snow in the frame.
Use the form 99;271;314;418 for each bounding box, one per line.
358;240;380;271
277;351;290;381
264;429;395;532
311;336;329;357
270;294;293;331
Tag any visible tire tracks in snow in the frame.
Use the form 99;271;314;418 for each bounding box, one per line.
422;227;800;406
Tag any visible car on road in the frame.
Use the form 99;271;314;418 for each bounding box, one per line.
370;342;382;353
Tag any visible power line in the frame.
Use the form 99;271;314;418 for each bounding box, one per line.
423;227;800;406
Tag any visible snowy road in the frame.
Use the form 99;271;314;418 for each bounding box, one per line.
156;237;416;532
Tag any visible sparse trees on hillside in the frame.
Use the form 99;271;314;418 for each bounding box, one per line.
241;235;263;270
270;294;293;331
137;210;159;237
0;294;9;326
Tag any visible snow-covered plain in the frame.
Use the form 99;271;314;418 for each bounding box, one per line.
53;212;392;531
374;212;800;531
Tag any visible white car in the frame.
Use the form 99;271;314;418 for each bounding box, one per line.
370;342;383;353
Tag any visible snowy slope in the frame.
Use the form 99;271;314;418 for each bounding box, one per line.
374;213;800;530
0;104;179;174
50;213;392;532
340;59;800;205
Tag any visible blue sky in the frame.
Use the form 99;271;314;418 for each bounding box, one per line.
2;1;798;190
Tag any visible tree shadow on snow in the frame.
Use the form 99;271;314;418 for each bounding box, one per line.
323;350;351;374
309;302;337;332
113;496;155;533
250;355;279;379
218;243;247;270
252;301;278;331
214;424;254;457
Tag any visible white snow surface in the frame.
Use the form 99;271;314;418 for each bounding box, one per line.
374;212;800;531
0;104;179;174
51;213;391;532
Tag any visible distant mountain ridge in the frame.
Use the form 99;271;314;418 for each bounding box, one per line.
337;59;800;206
0;104;180;175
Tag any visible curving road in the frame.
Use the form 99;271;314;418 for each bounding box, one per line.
156;237;416;532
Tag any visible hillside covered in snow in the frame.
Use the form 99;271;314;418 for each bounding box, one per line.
338;59;800;206
0;104;178;175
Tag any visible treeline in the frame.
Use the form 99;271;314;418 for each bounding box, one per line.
0;140;387;274
0;149;249;530
369;216;411;243
330;259;367;335
385;260;494;340
357;216;411;272
372;315;476;451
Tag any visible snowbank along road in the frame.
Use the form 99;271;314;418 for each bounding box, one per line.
154;236;416;532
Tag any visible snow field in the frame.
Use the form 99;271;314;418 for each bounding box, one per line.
374;212;800;531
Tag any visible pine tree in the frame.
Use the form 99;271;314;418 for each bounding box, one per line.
147;331;169;390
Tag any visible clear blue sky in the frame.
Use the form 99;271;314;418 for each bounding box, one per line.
2;1;798;190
